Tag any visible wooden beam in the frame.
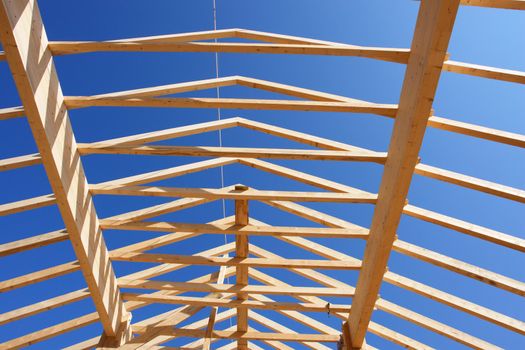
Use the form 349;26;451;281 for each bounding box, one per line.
130;328;341;343
118;279;355;297
0;105;24;120
110;252;362;270
427;115;525;148
393;240;525;296
460;0;525;9
95;157;238;188
121;293;350;313
235;199;250;350
202;258;228;350
77;144;387;163
0;194;55;216
64;96;398;116
0;229;69;257
0;288;90;326
0;153;42;171
0;261;80;293
102;197;217;227
0;312;99;350
84;117;240;147
403;204;525;252
443;60;525;84
236;117;376;153
48;40;410;64
346;1;460;347
415;163;525;203
91;184;378;203
0;0;129;339
100;221;369;239
109;28;239;44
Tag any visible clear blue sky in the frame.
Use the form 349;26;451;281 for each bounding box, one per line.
0;1;524;348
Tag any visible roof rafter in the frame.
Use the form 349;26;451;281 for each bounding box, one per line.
346;2;461;347
0;0;130;341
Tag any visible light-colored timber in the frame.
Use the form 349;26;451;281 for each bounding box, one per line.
0;229;69;256
0;0;130;341
0;1;522;348
346;1;461;347
0;153;42;171
118;279;356;297
90;184;378;203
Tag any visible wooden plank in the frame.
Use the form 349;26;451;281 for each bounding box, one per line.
129;328;341;343
0;194;55;216
84;118;239;147
0;0;129;338
0;312;99;350
346;1;460;347
235;199;249;350
121;293;351;313
0;229;69;257
403;204;525;252
0;105;24;120
0;153;41;171
118;279;355;297
77;144;387;163
236;117;376;153
95;157;237;188
84;76;238;100
91;185;378;203
0;288;90;326
427;115;525;148
393;240;525;296
460;0;525;9
202;258;228;350
415;163;525;203
48;41;410;63
443;60;525;84
0;261;80;293
100;221;369;239
64;96;398;116
109;28;239;44
110;252;362;270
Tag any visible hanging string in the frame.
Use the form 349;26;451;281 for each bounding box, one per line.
212;0;234;333
212;0;227;226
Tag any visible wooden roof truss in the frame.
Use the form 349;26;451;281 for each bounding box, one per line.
0;0;524;349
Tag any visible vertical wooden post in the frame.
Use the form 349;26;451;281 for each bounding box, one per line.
235;191;250;350
0;0;130;343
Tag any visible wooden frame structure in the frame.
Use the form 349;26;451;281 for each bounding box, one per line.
0;0;523;349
